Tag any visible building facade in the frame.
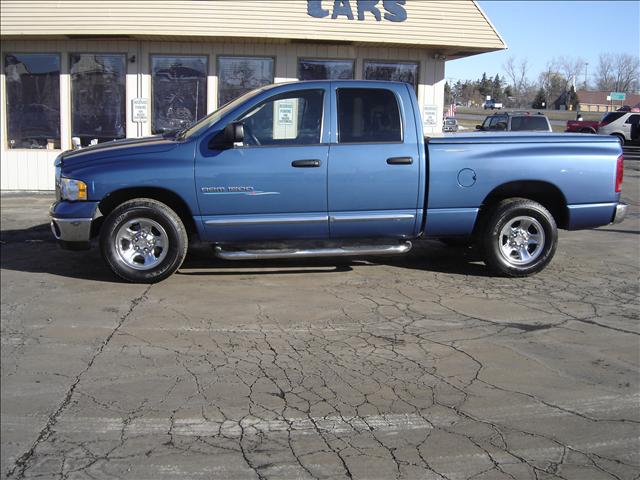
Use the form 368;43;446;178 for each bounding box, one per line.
576;90;640;113
0;0;505;191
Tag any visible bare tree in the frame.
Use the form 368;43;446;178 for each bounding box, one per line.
503;56;530;107
538;61;567;108
596;53;640;93
558;56;586;90
503;56;529;92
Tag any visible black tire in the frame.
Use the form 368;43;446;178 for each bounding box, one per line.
483;198;557;277
100;198;188;283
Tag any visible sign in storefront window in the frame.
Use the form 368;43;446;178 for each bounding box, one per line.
364;60;418;91
218;56;274;107
298;59;354;80
70;53;126;146
5;53;60;149
151;55;207;134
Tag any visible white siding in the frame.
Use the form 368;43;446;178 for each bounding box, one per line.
1;1;505;52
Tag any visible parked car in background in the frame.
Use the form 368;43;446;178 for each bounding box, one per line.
477;112;552;132
615;105;640;113
597;111;640;145
483;99;503;110
443;117;458;132
565;119;600;134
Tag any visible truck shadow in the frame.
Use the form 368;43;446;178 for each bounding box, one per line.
1;224;492;282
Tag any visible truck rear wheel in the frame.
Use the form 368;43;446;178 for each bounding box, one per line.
482;198;557;277
100;198;188;283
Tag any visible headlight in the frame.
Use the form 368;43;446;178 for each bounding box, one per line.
60;178;87;201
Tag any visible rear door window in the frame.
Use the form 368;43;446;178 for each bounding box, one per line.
601;112;626;124
337;88;402;143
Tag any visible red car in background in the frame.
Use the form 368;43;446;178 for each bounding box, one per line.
565;119;601;134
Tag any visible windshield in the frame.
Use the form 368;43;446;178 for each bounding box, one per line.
178;86;270;140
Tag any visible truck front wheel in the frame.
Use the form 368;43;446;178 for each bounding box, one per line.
482;199;557;277
100;199;188;283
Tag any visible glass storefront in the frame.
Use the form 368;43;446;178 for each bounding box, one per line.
2;52;423;153
298;59;354;80
4;53;60;149
364;60;418;90
70;53;126;146
151;55;208;134
217;56;274;107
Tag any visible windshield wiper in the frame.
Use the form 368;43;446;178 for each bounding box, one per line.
163;126;188;140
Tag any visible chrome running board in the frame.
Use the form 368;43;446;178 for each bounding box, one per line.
214;241;412;260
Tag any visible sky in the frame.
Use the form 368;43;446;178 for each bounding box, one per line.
446;0;640;85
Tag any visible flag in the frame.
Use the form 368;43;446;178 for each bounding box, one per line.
446;104;456;118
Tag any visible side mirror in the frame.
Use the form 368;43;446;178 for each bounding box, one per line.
209;121;244;150
476;125;483;130
225;121;244;144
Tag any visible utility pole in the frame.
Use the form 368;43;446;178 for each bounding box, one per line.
584;62;589;90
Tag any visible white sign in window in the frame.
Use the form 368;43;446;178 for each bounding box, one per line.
132;98;149;123
423;105;438;127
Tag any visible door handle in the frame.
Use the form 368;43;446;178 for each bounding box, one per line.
292;159;321;168
387;157;413;165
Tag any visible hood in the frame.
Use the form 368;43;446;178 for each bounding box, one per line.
59;135;179;168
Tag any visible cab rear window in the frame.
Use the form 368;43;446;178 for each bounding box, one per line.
510;116;549;131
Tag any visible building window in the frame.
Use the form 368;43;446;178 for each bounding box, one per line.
363;60;418;90
4;53;61;149
298;59;354;80
237;89;324;146
151;55;207;134
337;88;401;143
70;53;126;146
218;56;274;107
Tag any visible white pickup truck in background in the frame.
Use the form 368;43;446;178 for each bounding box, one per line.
483;99;503;110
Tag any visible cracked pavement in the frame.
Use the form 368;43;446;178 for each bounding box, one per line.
1;159;639;479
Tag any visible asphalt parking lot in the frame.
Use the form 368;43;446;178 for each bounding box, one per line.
1;156;639;480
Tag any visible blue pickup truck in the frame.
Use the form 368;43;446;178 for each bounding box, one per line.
50;80;626;283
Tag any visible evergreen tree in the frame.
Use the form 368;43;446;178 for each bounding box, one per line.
504;85;514;98
532;88;547;109
567;85;580;110
479;73;491;98
444;81;452;105
492;74;503;100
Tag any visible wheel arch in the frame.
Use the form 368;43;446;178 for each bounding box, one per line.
97;187;198;238
475;180;568;234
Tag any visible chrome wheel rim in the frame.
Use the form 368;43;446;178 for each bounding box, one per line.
498;216;545;266
115;218;169;270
